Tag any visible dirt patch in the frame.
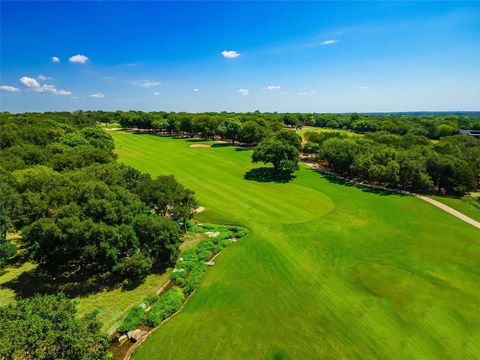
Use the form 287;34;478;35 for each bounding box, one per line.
195;206;205;213
189;144;210;148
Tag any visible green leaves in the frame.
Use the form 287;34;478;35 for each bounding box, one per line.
0;294;108;359
252;138;299;174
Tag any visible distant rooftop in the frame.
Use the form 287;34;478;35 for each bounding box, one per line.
460;129;480;138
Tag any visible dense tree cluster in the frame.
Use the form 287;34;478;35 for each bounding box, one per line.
0;293;108;360
0;113;197;278
112;110;480;141
116;111;283;145
304;131;480;194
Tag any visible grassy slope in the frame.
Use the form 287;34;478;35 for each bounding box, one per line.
430;195;480;223
109;132;480;360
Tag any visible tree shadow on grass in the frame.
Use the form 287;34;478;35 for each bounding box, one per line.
2;263;163;300
235;146;253;151
306;168;408;197
130;131;156;135
244;167;295;183
211;143;232;148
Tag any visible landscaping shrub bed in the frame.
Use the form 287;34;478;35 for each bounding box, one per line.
118;305;145;333
171;223;249;293
117;222;249;335
147;287;184;327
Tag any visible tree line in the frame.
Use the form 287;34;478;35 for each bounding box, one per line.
303;130;480;194
108;110;480;140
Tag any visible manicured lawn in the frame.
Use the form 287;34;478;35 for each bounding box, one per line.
119;132;480;358
431;194;480;223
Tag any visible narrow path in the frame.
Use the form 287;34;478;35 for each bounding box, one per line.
415;195;480;230
303;161;480;230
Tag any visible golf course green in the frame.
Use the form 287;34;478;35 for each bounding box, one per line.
110;131;480;360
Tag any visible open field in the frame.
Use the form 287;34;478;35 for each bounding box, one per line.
430;194;480;223
109;131;480;360
296;126;361;138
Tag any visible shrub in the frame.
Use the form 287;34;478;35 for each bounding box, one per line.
214;231;232;241
183;263;207;293
170;269;187;285
145;293;159;306
0;241;16;268
118;305;145;333
218;239;232;249
147;287;184;327
235;229;248;238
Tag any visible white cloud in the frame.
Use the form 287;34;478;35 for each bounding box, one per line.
20;76;71;95
20;76;40;89
52;56;60;63
263;85;280;91
0;85;21;92
131;80;161;88
298;90;317;96
89;92;105;98
237;89;249;96
39;85;71;96
321;40;337;45
69;54;89;64
58;90;72;95
38;75;52;81
222;50;240;58
193;88;200;92
358;86;368;90
153;92;160;95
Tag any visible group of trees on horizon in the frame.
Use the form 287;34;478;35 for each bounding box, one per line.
108;110;480;140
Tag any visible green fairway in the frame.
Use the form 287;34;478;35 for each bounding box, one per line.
110;131;480;360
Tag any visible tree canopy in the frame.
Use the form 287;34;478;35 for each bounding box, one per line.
0;293;108;360
252;138;299;174
0;113;197;279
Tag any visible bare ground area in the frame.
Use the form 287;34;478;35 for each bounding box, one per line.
189;144;210;148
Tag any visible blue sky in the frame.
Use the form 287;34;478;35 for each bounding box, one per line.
1;1;479;113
